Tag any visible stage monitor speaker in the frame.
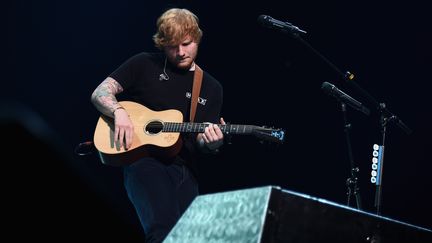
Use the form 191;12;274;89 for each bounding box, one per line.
163;186;431;243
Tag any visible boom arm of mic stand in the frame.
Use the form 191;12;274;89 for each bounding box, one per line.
292;34;412;135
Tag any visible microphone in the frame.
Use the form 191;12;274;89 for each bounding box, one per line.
322;82;370;116
159;73;169;81
257;15;306;35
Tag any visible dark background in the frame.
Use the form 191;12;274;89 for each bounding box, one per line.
4;0;431;240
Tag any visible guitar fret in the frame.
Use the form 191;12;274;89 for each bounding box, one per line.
187;123;191;132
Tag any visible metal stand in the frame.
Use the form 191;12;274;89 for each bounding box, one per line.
340;102;362;210
374;103;405;215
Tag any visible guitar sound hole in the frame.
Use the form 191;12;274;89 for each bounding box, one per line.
145;120;163;135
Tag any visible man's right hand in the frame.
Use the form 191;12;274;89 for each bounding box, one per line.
114;108;134;150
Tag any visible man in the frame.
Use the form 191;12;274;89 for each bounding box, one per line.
91;8;224;243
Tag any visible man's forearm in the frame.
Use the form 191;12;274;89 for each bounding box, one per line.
91;77;124;117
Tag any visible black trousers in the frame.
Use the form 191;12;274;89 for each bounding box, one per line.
123;158;198;243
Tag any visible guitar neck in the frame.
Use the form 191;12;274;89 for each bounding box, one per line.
162;122;256;134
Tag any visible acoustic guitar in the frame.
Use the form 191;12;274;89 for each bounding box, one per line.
93;101;285;166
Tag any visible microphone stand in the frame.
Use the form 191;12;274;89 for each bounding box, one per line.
340;102;362;210
287;29;412;215
373;103;411;215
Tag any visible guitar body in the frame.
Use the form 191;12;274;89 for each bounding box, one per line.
93;101;184;166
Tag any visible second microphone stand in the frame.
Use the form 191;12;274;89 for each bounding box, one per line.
340;102;362;210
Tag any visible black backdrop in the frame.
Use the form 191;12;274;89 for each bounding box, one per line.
5;0;431;240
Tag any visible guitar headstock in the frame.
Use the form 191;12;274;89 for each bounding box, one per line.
252;126;285;144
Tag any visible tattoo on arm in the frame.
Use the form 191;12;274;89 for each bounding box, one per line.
91;77;124;117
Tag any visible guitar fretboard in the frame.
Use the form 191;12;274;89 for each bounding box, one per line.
162;123;255;134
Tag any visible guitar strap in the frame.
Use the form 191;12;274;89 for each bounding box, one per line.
190;63;203;122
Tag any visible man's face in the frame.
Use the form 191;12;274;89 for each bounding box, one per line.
164;36;198;70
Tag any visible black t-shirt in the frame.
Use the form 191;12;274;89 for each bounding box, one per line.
109;52;223;170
